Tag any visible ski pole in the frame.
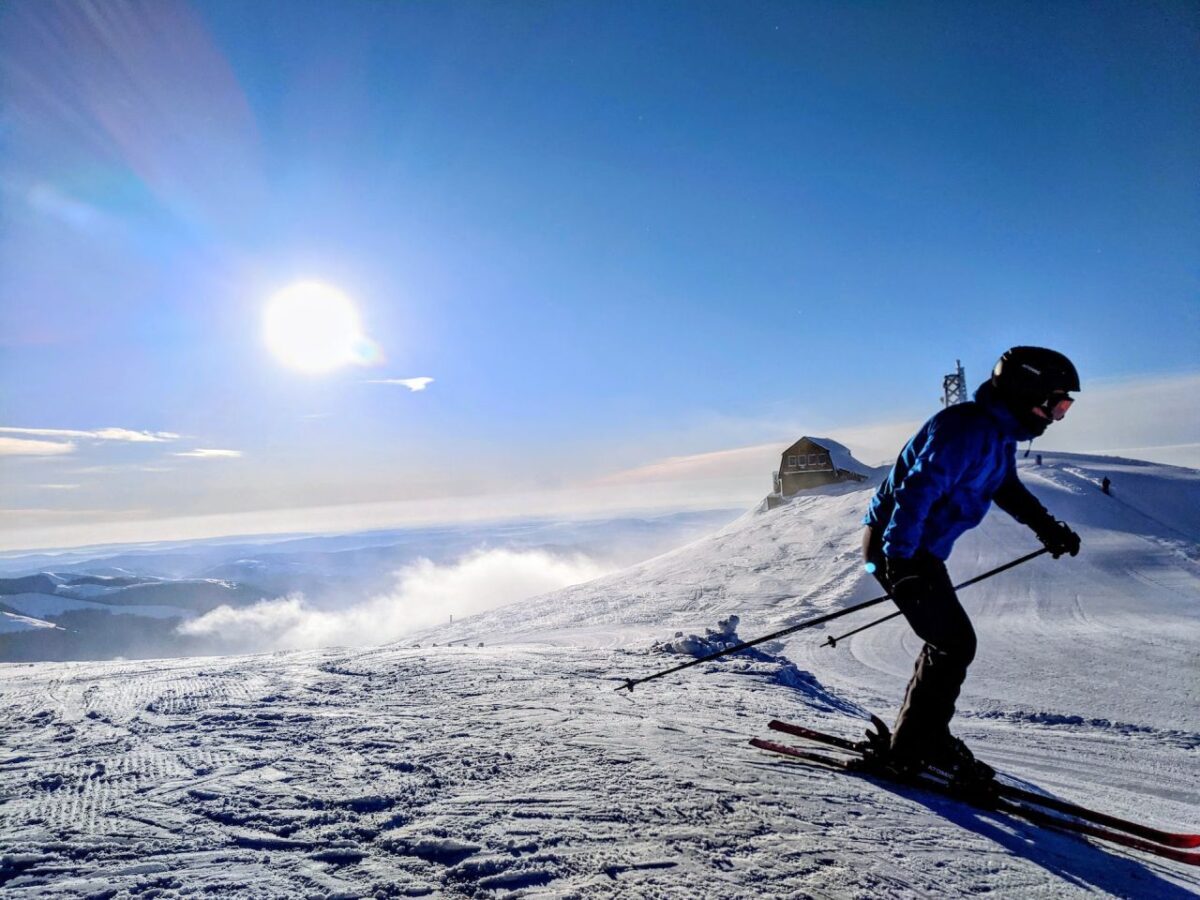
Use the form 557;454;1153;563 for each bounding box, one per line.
615;547;1048;692
821;547;1048;648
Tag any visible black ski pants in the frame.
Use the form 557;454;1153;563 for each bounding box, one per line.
863;527;977;756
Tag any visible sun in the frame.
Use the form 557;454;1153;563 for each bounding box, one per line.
263;281;372;373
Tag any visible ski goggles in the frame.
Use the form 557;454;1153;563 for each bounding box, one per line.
1038;393;1074;421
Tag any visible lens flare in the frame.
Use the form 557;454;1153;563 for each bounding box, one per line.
264;281;369;374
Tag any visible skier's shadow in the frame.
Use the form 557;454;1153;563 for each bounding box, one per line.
867;776;1199;898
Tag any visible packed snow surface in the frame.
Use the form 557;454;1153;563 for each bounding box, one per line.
1;453;1198;898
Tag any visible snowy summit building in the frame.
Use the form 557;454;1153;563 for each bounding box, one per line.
774;437;868;497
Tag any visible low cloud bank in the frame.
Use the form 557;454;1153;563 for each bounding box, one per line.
179;547;609;651
0;437;78;456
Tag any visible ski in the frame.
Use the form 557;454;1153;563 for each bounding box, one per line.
749;738;851;770
752;735;1200;866
764;719;1200;855
767;719;1200;850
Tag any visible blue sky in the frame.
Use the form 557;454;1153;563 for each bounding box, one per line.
1;1;1197;550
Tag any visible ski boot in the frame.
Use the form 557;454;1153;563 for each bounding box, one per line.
922;735;999;806
847;716;924;779
851;718;998;805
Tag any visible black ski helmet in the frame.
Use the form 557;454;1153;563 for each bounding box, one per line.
990;346;1079;434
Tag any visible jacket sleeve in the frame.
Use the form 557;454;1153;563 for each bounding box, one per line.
993;461;1053;530
882;417;973;559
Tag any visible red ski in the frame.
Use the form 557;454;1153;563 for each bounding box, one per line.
753;719;1200;865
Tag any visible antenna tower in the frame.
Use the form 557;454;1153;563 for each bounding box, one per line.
942;359;967;407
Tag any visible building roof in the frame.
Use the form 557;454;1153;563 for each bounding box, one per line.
787;436;869;477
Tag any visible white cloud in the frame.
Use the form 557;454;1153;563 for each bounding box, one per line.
364;377;434;391
34;484;80;490
94;428;180;442
594;443;781;487
0;426;180;442
1034;373;1200;467
172;448;243;459
0;506;130;520
67;464;175;474
0;437;77;456
179;548;608;651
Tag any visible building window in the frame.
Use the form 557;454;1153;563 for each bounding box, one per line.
788;455;797;468
808;453;818;465
818;453;828;465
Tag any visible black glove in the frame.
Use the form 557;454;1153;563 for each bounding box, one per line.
885;556;932;607
1034;519;1081;559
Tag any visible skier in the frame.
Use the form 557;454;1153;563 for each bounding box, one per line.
861;346;1081;781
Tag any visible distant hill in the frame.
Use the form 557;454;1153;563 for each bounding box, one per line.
0;572;271;662
0;509;739;662
0;573;64;596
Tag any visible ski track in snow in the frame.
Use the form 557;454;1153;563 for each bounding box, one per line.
4;646;1198;899
2;453;1199;898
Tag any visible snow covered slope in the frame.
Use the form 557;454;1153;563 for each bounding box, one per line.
1;452;1197;897
424;452;1198;729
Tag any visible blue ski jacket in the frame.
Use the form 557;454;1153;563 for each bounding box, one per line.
864;381;1051;560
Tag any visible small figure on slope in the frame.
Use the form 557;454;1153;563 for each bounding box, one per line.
861;346;1082;784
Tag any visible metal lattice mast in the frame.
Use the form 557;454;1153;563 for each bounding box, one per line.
942;359;967;406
